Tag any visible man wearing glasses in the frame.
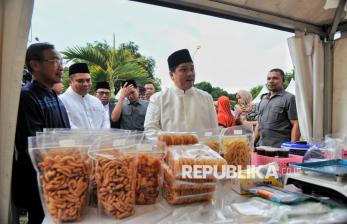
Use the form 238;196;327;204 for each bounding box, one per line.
94;81;119;128
59;63;110;129
13;43;70;223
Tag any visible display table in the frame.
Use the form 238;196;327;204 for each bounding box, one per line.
43;181;347;223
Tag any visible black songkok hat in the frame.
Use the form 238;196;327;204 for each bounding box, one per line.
167;49;193;70
69;63;90;76
95;81;110;90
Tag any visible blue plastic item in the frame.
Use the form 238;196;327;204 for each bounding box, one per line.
281;141;312;156
289;159;347;176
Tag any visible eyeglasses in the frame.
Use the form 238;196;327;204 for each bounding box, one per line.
96;91;110;96
40;59;63;66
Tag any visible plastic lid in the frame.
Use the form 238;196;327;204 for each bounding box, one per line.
281;141;312;149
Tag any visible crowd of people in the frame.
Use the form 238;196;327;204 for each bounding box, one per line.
12;42;300;223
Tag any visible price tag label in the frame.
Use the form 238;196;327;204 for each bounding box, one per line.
234;130;243;135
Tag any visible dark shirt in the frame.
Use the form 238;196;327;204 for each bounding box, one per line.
109;101;120;128
257;89;297;147
119;99;148;131
13;80;70;209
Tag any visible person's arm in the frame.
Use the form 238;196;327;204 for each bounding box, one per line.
253;123;260;146
290;119;300;142
144;93;161;131
111;84;134;122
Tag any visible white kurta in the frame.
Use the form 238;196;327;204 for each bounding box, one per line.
144;86;218;132
59;87;110;129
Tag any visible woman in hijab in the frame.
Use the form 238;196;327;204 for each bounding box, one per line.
235;90;257;126
217;96;235;128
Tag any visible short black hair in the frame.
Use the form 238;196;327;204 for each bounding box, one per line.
269;68;285;82
25;42;55;72
145;81;154;85
169;67;176;73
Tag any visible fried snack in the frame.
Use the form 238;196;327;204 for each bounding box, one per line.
163;163;217;184
167;146;227;176
203;139;221;153
37;147;90;222
136;154;162;205
223;139;251;169
159;134;198;146
95;153;136;219
163;181;213;205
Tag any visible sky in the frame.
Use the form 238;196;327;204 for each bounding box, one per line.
31;0;293;93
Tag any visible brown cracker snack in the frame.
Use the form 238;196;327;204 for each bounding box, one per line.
95;153;136;219
135;154;162;205
37;147;90;222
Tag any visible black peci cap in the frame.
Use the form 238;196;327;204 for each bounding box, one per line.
167;49;193;70
69;63;90;76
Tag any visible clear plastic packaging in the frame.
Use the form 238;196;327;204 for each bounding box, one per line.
135;141;166;205
28;134;92;222
89;148;137;219
158;132;199;146
166;144;227;178
221;125;253;169
249;186;309;204
196;128;222;154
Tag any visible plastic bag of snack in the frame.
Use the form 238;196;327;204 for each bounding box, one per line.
134;140;166;205
28;134;93;222
89;147;137;219
221;125;253;169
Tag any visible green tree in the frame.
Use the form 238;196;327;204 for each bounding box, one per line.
119;41;156;77
284;69;294;89
194;81;235;107
250;85;263;99
62;41;160;94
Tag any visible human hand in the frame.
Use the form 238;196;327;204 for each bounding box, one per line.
119;83;135;99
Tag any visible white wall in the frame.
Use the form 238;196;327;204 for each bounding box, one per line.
332;36;347;134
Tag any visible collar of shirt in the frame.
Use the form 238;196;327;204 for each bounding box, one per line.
66;86;89;99
172;85;194;95
103;103;109;109
32;80;54;93
127;99;141;105
265;88;285;99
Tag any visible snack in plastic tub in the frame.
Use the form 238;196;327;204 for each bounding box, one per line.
162;181;214;205
221;125;253;169
29;136;91;222
167;144;227;177
158;132;198;146
92;149;137;219
196;128;222;153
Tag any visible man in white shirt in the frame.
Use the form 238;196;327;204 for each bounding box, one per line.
144;49;218;132
59;63;110;129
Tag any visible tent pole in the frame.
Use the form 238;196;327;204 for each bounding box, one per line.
323;41;333;135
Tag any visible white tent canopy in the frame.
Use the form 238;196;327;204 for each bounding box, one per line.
2;0;347;222
285;78;296;95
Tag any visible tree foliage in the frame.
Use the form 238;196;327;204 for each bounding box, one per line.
194;81;236;107
250;85;263;99
62;40;160;94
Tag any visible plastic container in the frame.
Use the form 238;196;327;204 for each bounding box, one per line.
281;142;312;156
158;132;198;146
251;152;303;174
221;125;253;170
277;148;289;158
28;135;92;222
